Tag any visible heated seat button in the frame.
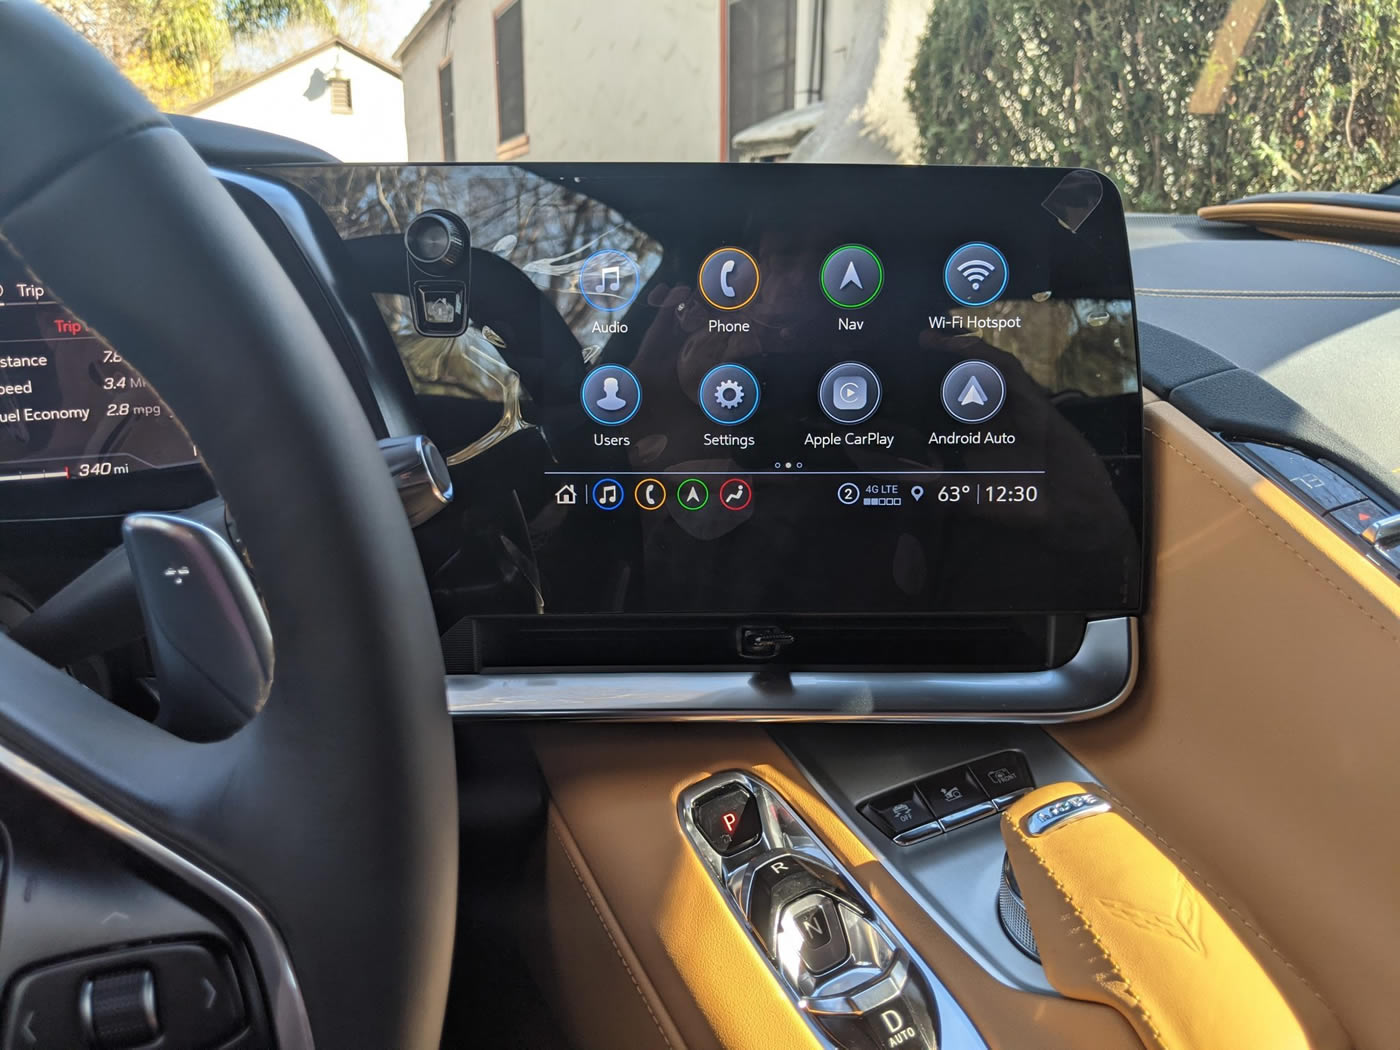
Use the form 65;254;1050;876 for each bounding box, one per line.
916;766;995;829
967;751;1035;809
861;788;938;843
693;785;762;856
778;893;849;976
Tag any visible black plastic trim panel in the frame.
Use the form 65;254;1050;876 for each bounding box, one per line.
446;616;1137;721
1138;322;1400;506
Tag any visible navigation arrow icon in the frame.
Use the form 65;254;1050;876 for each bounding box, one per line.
957;377;988;406
839;260;863;290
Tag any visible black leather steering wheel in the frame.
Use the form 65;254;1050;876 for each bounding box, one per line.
0;5;457;1047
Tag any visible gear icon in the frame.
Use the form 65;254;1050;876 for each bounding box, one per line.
714;378;745;410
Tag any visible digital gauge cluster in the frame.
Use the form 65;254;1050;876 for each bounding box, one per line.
0;260;197;491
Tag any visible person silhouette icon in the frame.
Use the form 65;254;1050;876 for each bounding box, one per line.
581;365;641;425
596;376;628;411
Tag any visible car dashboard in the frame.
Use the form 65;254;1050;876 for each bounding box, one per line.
4;135;1398;726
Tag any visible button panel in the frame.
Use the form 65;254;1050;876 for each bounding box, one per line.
680;772;986;1050
1233;441;1400;582
3;941;245;1050
858;751;1036;844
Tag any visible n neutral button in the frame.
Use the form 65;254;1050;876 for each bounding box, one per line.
778;893;849;976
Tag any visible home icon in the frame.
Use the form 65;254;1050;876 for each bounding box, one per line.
555;483;577;506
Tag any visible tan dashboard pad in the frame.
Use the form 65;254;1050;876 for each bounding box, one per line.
1002;783;1346;1050
532;725;1143;1050
1055;399;1395;1048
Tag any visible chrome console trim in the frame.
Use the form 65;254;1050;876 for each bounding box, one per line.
679;771;988;1049
0;742;315;1049
447;616;1137;721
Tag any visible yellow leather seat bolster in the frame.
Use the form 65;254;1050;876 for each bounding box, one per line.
1001;783;1350;1050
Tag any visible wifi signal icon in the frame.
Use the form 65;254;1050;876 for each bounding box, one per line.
945;242;1009;306
957;259;996;290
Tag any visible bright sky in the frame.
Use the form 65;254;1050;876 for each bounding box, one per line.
372;0;432;57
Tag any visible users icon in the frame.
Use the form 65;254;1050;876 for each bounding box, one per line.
581;364;642;426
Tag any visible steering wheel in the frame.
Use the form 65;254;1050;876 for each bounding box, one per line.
0;6;457;1048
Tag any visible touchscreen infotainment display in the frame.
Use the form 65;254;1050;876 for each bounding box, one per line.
279;164;1142;617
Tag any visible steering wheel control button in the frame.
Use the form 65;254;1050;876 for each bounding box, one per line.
861;787;939;844
693;784;762;856
676;478;709;511
579;249;641;312
81;969;158;1049
819;361;882;425
944;241;1009;306
778;894;850;976
581;364;641;426
634;478;667;511
820;244;884;309
591;478;624;511
941;359;1007;425
967;751;1036;809
700;363;760;424
3;943;246;1050
410;280;467;338
699;247;760;311
718;478;753;512
916;766;995;830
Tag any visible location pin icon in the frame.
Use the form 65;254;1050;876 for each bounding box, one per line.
911;486;925;502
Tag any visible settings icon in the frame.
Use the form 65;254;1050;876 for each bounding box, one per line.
699;364;759;425
714;378;745;410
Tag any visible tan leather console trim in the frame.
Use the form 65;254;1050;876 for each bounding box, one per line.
1055;399;1398;1049
532;725;1142;1050
542;804;686;1050
1198;201;1400;244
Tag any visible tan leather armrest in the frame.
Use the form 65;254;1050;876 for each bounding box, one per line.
1002;783;1349;1050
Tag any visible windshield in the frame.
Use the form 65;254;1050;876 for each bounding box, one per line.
43;0;1400;211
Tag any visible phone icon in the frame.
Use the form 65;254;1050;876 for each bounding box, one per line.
719;260;737;299
634;477;667;510
699;248;759;311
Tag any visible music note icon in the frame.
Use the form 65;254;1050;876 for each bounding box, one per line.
592;477;624;510
596;265;621;293
582;251;638;312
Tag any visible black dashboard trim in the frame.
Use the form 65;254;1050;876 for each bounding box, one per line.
445;615;1136;721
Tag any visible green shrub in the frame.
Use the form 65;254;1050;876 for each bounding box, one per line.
907;0;1400;212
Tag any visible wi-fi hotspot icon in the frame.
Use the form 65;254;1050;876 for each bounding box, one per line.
957;258;996;290
945;242;1009;306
